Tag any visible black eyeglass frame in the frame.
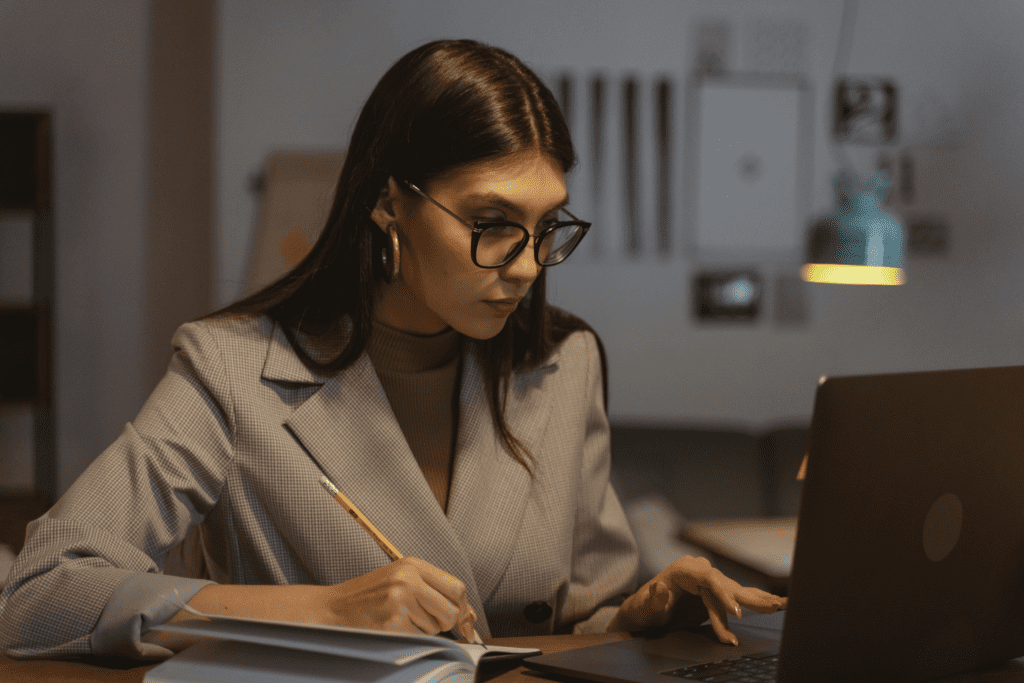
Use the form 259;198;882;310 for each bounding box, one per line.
401;180;591;269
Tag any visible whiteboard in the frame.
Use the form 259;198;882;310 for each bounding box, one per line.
691;79;808;257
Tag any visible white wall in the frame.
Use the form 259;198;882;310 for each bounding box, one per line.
216;0;1024;428
0;1;149;493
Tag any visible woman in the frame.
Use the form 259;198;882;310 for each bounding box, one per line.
0;39;784;660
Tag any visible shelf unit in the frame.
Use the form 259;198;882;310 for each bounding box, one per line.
0;111;56;507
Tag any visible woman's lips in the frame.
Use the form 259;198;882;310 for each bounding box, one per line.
483;299;520;313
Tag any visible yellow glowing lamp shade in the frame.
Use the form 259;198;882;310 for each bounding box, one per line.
800;263;905;285
802;171;906;285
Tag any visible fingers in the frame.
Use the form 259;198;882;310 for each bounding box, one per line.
662;560;784;645
407;557;466;596
609;579;679;632
733;586;787;614
702;586;785;646
330;559;481;638
411;557;471;611
652;581;674;612
403;604;448;636
673;560;784;617
642;581;676;629
401;557;477;636
700;587;738;646
704;579;743;621
456;608;479;643
699;579;786;646
630;557;787;645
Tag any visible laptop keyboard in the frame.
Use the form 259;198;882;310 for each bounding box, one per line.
662;648;780;681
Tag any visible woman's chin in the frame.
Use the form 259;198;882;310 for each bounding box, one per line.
454;316;510;341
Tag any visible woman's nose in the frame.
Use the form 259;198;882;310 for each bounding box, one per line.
501;245;542;284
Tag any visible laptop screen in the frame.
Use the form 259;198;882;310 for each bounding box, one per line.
779;365;1024;682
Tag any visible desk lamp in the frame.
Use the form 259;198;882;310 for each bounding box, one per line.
800;168;906;286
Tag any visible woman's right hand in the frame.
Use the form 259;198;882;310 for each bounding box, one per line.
177;557;479;643
321;556;478;640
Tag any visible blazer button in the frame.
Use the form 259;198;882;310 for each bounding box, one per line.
524;601;553;624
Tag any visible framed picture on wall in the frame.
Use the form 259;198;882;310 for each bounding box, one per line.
693;269;763;323
683;74;813;262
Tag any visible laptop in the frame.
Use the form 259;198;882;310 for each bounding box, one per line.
524;365;1024;682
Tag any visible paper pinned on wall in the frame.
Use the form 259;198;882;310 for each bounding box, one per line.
690;77;810;259
244;151;346;298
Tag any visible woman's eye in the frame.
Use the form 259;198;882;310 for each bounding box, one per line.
474;212;506;223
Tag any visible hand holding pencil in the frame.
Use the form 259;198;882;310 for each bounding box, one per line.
319;475;484;646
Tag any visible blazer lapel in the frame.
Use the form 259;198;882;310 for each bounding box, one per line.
445;343;558;605
263;322;562;635
265;324;491;635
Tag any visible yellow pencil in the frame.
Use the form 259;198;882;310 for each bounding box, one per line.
318;475;484;647
320;475;404;561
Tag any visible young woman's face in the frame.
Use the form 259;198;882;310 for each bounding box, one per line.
372;151;568;339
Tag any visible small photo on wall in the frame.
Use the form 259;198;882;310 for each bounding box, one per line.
693;269;762;323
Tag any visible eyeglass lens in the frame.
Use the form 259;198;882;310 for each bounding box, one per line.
476;223;586;267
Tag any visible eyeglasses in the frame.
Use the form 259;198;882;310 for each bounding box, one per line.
402;181;591;269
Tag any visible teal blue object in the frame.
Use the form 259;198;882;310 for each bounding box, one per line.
806;171;905;268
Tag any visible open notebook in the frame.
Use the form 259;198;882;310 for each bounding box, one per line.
144;608;538;683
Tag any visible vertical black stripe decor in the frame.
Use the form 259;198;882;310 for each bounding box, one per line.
656;78;671;254
623;77;639;255
557;73;573;131
590;75;605;255
557;73;577;227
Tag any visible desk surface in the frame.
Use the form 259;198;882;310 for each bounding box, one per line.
679;517;797;580
0;632;633;683
8;632;1024;683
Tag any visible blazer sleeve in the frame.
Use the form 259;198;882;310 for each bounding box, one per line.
0;322;234;660
562;331;640;634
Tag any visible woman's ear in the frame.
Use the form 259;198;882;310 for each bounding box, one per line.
370;177;402;233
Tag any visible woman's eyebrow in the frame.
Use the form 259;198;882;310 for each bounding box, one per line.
464;191;570;213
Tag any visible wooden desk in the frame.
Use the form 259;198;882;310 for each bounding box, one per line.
0;632;633;683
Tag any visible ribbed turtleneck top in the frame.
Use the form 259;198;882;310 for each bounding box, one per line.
365;319;463;514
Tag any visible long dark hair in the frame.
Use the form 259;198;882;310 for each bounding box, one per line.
201;39;607;478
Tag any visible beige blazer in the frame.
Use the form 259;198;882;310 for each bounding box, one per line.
0;314;638;659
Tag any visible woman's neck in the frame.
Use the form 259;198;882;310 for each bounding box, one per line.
374;280;450;335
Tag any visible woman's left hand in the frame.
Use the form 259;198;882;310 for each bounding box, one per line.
607;555;787;645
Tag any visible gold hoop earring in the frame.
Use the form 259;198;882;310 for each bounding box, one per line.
381;226;400;281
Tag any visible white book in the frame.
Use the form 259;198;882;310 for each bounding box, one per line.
144;610;539;683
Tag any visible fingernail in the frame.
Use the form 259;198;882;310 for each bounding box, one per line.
647;582;665;608
734;604;742;619
731;636;739;646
